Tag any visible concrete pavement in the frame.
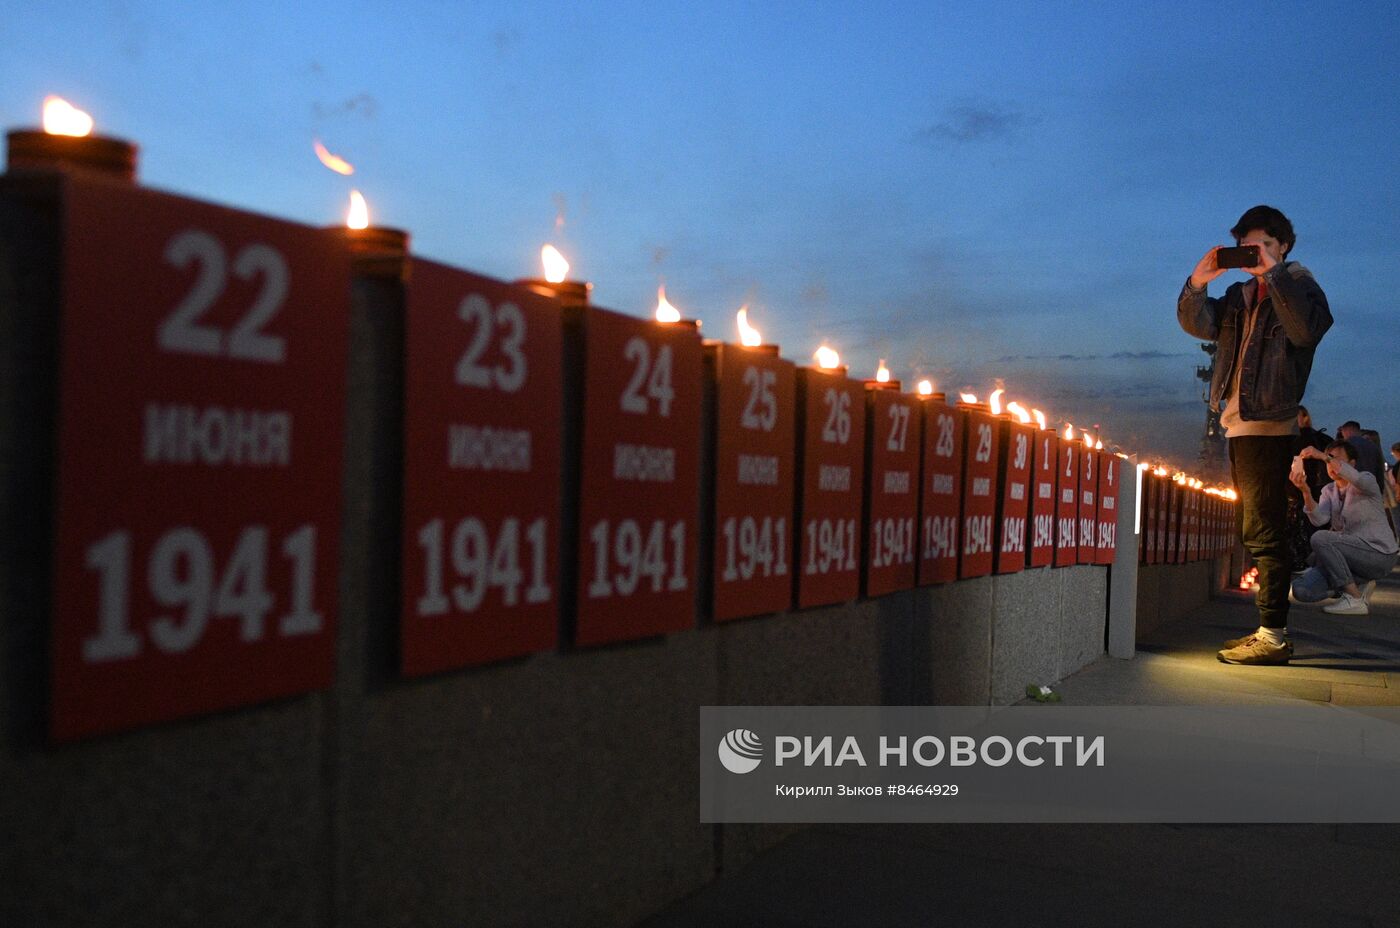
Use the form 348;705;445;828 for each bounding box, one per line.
639;567;1400;927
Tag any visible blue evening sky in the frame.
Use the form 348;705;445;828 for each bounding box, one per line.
4;0;1398;469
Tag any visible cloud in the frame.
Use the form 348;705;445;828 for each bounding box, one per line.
996;350;1193;362
312;94;378;121
913;103;1033;146
1039;383;1181;402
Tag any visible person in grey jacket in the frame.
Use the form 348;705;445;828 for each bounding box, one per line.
1290;440;1399;615
1179;205;1333;664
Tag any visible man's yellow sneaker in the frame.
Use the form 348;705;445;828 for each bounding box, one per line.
1217;636;1292;665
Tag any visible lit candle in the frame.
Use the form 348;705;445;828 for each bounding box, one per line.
516;243;591;309
6;94;138;182
813;344;845;373
864;358;899;391
653;285;701;330
733;305;778;355
332;189;409;276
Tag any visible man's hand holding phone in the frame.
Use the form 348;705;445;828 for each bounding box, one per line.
1191;241;1278;289
1237;238;1278;276
1190;247;1228;290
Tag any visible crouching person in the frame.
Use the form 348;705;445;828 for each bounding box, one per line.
1290;440;1399;615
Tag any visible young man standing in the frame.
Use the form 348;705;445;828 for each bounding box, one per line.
1178;205;1333;664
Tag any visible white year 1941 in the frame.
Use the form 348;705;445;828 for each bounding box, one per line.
416;516;551;616
870;517;915;568
721;516;788;581
587;518;688;598
82;525;322;662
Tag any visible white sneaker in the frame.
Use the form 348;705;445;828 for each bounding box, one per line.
1361;580;1377;605
1324;594;1369;616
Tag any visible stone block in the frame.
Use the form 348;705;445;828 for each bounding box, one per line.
334;628;719;928
0;700;326;928
919;577;993;706
1058;566;1107;680
1135;564;1163;638
990;568;1060;705
716;599;884;707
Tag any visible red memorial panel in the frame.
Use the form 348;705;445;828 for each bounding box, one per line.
50;179;349;740
575;309;702;646
864;387;920;596
1028;428;1057;568
995;420;1034;574
400;262;561;675
1055;436;1080;567
710;345;797;620
1166;482;1182;564
1095;453;1120;566
1143;471;1159;565
918;399;963;584
959;407;1000;579
1077;446;1099;565
1189;489;1202;561
1156;476;1171;564
795;368;866;607
1142;473;1153;565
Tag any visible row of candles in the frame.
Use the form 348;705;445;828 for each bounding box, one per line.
14;95;1237;501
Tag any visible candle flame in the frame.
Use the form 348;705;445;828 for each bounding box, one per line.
541;244;570;283
1082;432;1095;449
655;285;682;323
916;379;934;396
959;392;979;405
313;139;355;175
1223;488;1238;501
1006;401;1031;424
814;344;841;369
43;95;93;137
1095;439;1104;450
989;388;1005;415
346;190;369;230
1138;462;1151;472
1063;423;1075;440
736;306;762;346
875;359;890;383
1154;466;1168;477
1032;408;1047;430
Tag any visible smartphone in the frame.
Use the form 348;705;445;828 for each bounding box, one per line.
1216;245;1260;269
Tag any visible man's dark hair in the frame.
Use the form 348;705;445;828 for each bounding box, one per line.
1232;205;1296;252
1362;429;1380;443
1339;420;1361;433
1391;441;1400;453
1326;439;1358;463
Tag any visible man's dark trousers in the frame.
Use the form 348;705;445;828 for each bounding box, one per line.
1230;435;1293;628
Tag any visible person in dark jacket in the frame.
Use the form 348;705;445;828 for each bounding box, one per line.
1178;205;1333;665
1337;421;1387;491
1286;405;1331;570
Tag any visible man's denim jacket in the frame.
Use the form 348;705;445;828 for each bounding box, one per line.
1177;261;1332;422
